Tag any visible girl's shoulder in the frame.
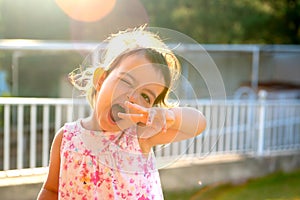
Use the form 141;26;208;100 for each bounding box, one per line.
51;120;83;148
61;120;84;138
63;120;80;132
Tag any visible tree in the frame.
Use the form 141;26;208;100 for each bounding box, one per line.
140;0;300;44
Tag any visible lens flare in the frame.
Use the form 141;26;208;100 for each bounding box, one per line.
55;0;116;22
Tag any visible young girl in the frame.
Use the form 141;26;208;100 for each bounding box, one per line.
38;26;206;200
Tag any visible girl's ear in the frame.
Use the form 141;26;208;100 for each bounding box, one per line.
93;67;107;91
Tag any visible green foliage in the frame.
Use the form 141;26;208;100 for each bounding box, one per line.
163;168;300;200
141;0;300;44
1;0;299;43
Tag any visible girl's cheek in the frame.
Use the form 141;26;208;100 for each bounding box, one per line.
94;103;101;117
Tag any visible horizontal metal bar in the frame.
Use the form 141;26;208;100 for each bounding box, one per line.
0;40;299;53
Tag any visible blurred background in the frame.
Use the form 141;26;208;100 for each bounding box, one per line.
0;0;299;98
0;0;299;199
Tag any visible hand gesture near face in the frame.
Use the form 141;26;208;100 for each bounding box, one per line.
118;101;175;138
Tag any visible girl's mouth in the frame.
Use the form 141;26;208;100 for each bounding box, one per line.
109;104;126;123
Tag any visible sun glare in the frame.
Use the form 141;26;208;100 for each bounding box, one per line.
55;0;116;22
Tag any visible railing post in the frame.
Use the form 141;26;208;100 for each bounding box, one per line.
42;105;50;167
257;90;267;156
55;104;62;133
17;104;24;169
4;104;10;170
30;105;37;168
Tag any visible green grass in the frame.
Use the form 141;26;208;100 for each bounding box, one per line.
164;168;300;200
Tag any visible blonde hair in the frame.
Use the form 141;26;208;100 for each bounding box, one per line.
69;25;181;108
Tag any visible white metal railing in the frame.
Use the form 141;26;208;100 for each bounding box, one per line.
0;97;300;172
154;99;300;161
0;97;90;171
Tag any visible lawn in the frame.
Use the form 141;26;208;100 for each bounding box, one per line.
164;168;300;200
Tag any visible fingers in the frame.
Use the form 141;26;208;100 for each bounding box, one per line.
124;101;159;126
125;101;148;113
118;112;145;124
119;102;175;134
161;110;167;132
123;101;149;124
146;109;156;126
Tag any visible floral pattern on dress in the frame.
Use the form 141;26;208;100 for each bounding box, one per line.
58;120;163;200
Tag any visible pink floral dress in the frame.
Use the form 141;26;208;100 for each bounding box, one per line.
59;120;164;200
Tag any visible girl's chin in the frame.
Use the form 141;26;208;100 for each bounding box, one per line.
100;115;122;132
96;111;128;132
99;123;121;132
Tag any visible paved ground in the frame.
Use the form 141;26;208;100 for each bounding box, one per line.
0;182;42;200
0;168;46;200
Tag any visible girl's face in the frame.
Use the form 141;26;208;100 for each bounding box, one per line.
94;53;166;132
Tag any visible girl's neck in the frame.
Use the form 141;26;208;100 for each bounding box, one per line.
80;115;103;132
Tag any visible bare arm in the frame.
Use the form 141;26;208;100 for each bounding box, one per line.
37;129;63;200
146;106;206;146
119;102;206;148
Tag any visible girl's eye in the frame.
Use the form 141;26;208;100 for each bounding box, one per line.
141;93;151;104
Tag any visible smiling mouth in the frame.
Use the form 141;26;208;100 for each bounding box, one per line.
110;104;126;122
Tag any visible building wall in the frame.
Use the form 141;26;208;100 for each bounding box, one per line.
174;50;300;99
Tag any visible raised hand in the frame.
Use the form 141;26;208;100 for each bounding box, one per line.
118;101;175;138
